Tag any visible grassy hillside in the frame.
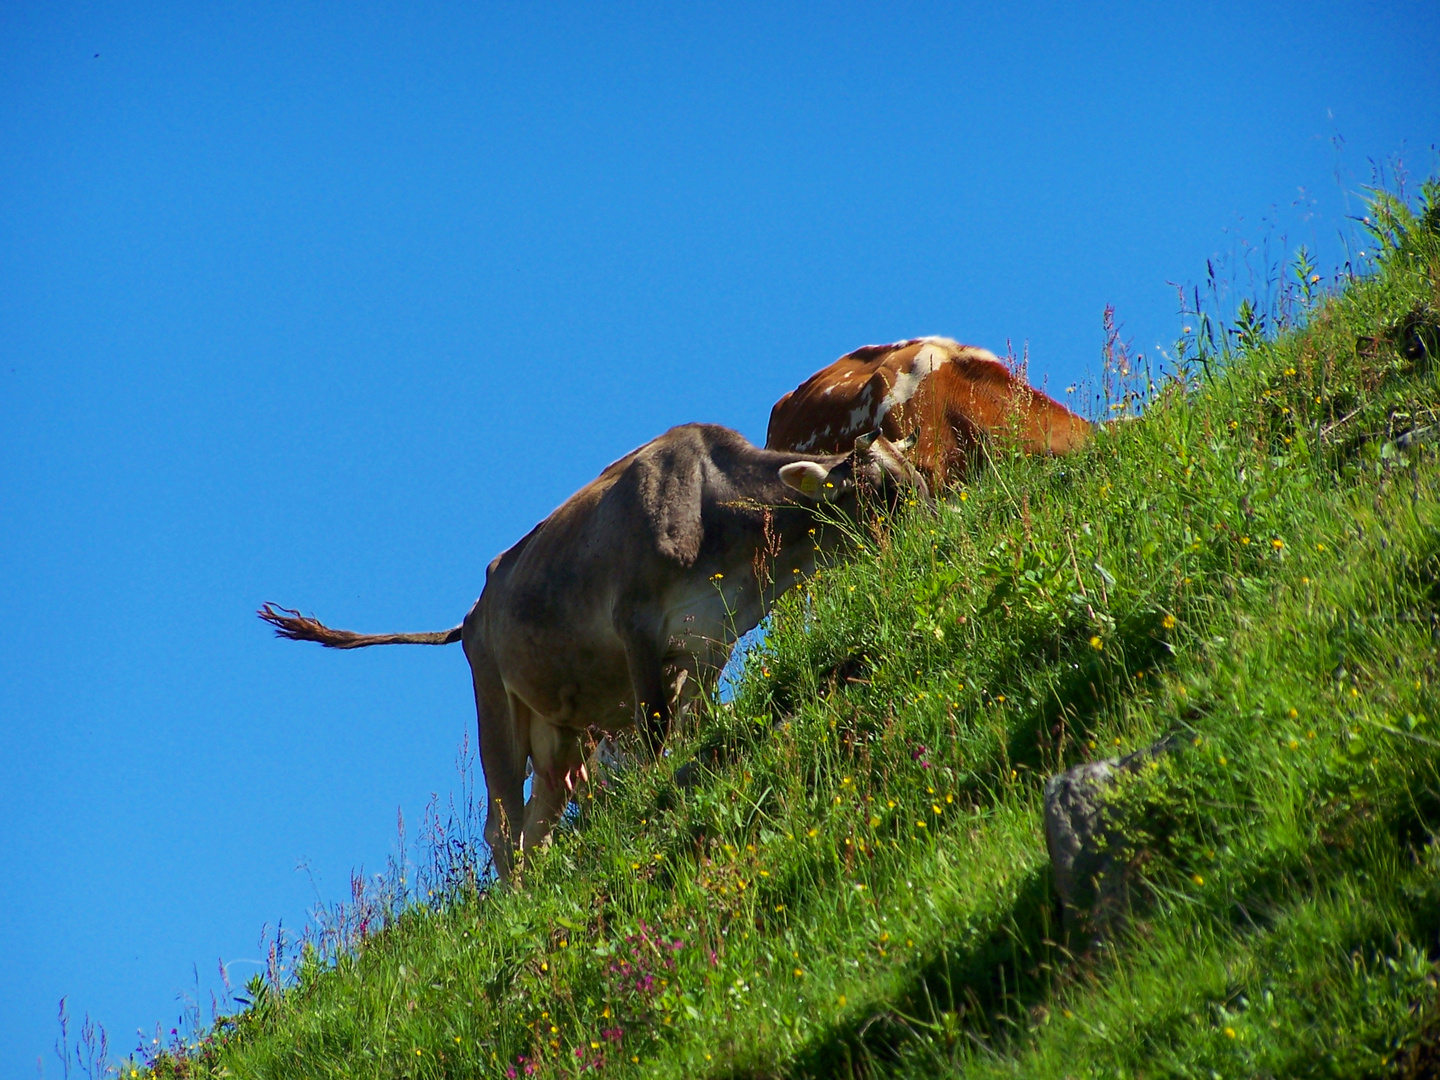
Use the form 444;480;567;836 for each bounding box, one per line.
138;180;1440;1078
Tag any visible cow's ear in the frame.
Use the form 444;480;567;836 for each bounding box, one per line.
779;461;831;499
896;430;919;452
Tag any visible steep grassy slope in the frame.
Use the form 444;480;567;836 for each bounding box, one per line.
142;182;1440;1078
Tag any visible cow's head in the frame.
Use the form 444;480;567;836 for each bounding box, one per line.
778;430;930;509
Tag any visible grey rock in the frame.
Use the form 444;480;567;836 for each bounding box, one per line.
1044;736;1180;944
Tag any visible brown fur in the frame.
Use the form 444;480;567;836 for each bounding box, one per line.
767;337;1092;487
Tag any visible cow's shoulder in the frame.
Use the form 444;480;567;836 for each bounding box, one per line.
604;424;750;568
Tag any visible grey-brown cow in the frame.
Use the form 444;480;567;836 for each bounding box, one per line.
260;423;926;881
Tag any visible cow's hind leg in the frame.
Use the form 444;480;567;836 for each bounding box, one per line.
467;642;528;884
519;718;586;862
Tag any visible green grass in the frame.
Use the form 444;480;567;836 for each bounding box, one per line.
139;179;1440;1078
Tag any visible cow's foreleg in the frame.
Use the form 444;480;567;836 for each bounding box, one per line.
619;625;670;757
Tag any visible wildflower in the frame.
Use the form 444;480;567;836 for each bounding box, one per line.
711;573;723;580
869;816;881;827
1224;1026;1237;1038
1240;536;1251;545
1089;635;1104;650
1271;538;1283;550
807;828;818;838
1218;755;1228;766
1288;708;1298;718
1285;367;1297;376
932;804;942;814
838;994;847;1007
1288;739;1299;750
1316;543;1326;552
1192;874;1204;886
794;967;804;977
1351;686;1360;698
959;491;968;501
916;820;927;828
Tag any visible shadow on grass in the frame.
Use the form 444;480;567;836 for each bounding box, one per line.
722;868;1062;1080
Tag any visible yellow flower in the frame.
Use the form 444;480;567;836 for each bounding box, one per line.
1224;1026;1236;1038
1240;536;1251;545
838;994;847;1007
1271;538;1284;549
1089;635;1104;650
1162;614;1177;629
1316;543;1326;552
1288;739;1299;750
869;816;881;827
915;820;927;828
1288;708;1298;718
794;967;804;977
1192;874;1204;886
807;828;818;838
959;491;968;501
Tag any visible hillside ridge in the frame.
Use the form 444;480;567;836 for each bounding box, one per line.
137;179;1440;1079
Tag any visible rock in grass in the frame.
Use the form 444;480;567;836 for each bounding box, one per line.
1044;737;1180;944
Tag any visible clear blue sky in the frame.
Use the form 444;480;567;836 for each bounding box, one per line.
2;1;1436;1071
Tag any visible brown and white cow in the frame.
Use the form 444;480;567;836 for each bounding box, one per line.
259;423;926;882
766;336;1092;488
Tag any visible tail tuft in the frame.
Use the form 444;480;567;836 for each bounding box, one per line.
258;603;358;647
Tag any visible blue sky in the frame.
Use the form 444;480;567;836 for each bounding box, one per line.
2;0;1436;1071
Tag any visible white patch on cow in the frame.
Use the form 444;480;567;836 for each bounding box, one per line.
844;379;881;431
878;341;950;421
822;385;834;396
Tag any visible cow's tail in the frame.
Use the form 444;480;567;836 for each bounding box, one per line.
258;603;463;649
